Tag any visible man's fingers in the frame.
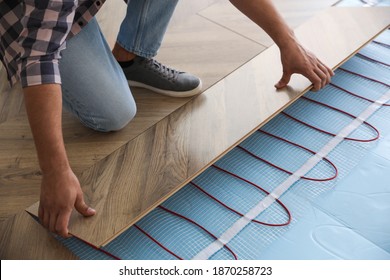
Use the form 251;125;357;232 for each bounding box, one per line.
275;71;291;89
38;204;44;221
318;59;334;77
42;209;50;228
75;193;96;217
306;71;322;91
325;64;334;77
56;210;72;238
313;67;328;89
316;63;332;86
49;212;58;233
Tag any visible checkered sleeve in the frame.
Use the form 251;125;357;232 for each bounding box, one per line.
19;0;77;87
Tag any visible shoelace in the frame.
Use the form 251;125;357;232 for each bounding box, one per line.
142;58;179;81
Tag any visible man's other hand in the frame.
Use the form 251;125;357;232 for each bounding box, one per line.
38;168;96;238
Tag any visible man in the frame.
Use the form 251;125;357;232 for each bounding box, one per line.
0;0;333;238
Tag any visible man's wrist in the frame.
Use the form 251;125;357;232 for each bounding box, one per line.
40;154;71;175
273;29;297;50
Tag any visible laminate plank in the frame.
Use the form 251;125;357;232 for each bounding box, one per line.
199;0;339;47
26;7;390;247
0;65;25;124
0;212;77;259
168;0;223;27
0;13;263;222
94;0;127;48
95;0;223;48
156;15;265;91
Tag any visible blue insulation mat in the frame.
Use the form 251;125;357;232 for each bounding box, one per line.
55;25;390;260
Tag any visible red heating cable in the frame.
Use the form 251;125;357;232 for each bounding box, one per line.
190;164;292;227
237;130;338;181
328;82;390;106
372;40;390;48
356;52;390;67
133;206;239;260
72;235;121;260
134;224;183;260
29;213;122;260
158;205;238;260
281;96;380;142
338;67;390;87
69;47;389;260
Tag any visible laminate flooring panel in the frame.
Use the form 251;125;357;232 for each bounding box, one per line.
199;0;339;47
0;211;78;259
169;0;223;27
0;69;25;124
26;7;390;247
155;15;265;92
96;0;224;48
0;11;263;222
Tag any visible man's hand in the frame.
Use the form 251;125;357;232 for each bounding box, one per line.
275;40;334;91
229;0;334;91
24;84;95;238
39;168;95;238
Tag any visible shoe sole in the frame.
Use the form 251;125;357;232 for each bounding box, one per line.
128;80;203;98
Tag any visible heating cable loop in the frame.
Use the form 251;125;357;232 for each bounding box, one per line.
237;130;338;181
190;164;292;227
193;89;390;260
191;50;390;260
70;39;390;260
281;96;380;142
103;50;388;261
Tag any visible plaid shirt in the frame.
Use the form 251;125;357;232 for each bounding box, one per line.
0;0;106;88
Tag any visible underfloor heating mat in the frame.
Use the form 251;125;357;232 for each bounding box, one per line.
54;24;390;260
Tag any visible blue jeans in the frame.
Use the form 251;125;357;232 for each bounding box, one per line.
60;0;178;132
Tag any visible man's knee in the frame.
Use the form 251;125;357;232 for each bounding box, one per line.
98;101;137;132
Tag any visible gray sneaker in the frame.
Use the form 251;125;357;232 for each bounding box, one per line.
121;57;202;98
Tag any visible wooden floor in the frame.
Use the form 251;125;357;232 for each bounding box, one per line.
3;1;387;258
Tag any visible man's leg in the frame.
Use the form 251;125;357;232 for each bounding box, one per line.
60;18;137;132
113;0;202;98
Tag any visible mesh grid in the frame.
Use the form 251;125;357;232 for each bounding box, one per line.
341;56;390;84
193;166;290;225
359;41;390;66
374;29;390;45
283;98;378;142
103;225;178;260
162;184;239;237
239;130;337;181
59;35;390;260
305;71;389;113
227;190;309;259
56;236;114;260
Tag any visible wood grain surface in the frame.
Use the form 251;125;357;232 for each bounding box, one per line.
0;6;263;223
25;7;390;247
199;0;339;47
0;211;77;259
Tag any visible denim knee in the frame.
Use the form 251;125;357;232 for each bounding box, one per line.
100;100;137;132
